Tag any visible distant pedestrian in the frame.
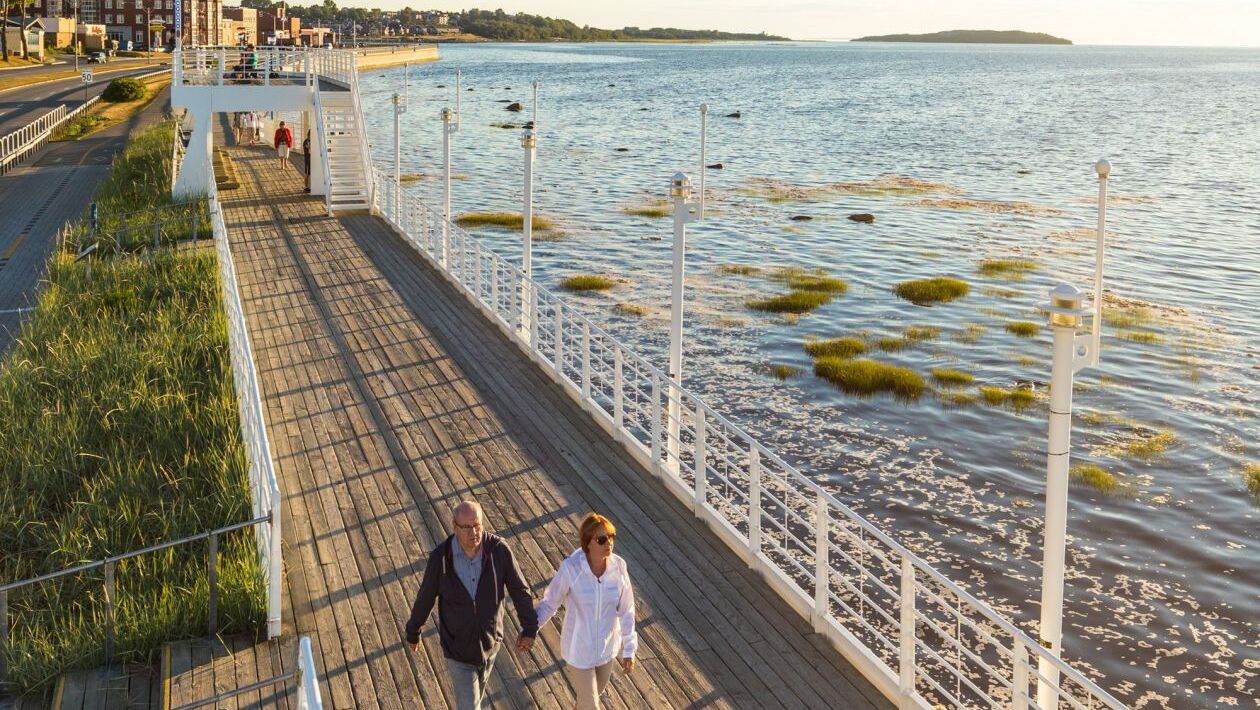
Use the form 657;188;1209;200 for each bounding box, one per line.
233;112;245;144
405;501;538;710
302;131;312;193
246;111;262;146
531;512;638;710
274;120;293;168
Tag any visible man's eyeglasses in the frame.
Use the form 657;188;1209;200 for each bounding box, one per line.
455;521;483;532
595;534;616;545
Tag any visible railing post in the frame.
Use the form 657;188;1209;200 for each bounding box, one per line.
613;347;624;433
748;447;761;566
1012;636;1030;710
650;372;662;474
104;560;116;663
491;263;500;320
217;53;225;86
813;490;828;632
693;408;706;513
529;285;539;353
552;307;563;373
207;533;219;636
899;557;916;706
153;214;162;249
581;323;591;401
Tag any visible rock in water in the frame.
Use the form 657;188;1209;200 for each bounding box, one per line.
848;213;875;223
506;102;524;112
614;148;630;152
725;111;741;118
707;162;724;169
791;215;813;221
436;84;446;88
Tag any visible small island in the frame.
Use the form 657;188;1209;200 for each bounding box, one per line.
852;30;1071;45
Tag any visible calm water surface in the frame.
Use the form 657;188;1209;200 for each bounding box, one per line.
357;43;1260;708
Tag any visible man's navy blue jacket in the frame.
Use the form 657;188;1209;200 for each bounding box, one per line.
404;533;539;667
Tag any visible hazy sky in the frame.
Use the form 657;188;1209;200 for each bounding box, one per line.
377;1;1260;47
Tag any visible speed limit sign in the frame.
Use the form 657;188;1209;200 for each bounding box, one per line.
81;70;93;83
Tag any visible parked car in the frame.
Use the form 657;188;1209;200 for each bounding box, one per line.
87;51;108;63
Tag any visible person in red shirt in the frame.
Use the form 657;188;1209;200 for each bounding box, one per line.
274;120;294;168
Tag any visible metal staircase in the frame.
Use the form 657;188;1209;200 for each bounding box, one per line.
316;89;373;214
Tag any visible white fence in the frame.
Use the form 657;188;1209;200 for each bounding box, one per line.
175;46;357;89
297;636;324;710
0;100;94;174
372;168;1126;710
209;182;284;639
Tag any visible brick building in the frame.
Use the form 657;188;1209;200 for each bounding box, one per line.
30;0;222;47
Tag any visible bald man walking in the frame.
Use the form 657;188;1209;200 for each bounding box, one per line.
405;501;538;710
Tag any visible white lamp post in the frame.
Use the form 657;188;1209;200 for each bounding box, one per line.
666;172;699;469
392;92;404;218
521;128;536;339
440;107;454;268
699;104;708;219
1035;159;1111;709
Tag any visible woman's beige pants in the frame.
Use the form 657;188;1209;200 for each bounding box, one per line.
568;660;616;710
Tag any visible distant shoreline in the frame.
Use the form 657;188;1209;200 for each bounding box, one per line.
852;30;1072;45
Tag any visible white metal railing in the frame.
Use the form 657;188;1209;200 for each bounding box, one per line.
297;636;324;710
313;90;333;215
174;46;357;89
2;66;170;175
372;167;1126;710
209;177;283;639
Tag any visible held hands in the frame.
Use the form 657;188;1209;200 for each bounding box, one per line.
621;657;635;674
515;635;535;653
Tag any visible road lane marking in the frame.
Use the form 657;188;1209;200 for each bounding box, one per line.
2;234;26;259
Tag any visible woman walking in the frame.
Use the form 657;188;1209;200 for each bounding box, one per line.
534;513;637;710
274;120;293;168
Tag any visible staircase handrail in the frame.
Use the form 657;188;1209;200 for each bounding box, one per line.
313;88;334;215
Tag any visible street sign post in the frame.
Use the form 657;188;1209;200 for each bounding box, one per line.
81;70;92;104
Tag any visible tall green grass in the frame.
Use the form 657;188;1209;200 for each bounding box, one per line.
0;123;261;693
63;122;211;258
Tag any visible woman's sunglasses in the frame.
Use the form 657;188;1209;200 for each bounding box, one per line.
595;534;617;545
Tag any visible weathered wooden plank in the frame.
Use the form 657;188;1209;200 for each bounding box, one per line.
219;145;893;710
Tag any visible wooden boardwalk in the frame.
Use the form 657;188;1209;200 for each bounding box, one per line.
219;144;892;709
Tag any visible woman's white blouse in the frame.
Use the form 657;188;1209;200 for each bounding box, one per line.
535;549;638;670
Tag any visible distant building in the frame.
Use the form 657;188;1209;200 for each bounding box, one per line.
29;0;222;48
3;19;46;59
221;5;255;44
256;4;298;45
297;26;333;47
35;16;76;47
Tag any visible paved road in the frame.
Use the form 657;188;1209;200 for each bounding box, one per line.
0;62;168;137
0;87;171;351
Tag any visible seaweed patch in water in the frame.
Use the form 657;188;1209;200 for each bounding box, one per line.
614;303;650;317
768;364;804;381
716;264;760;276
931;368;974;387
1005;321;1040;338
456;211;557;232
814;357;925;400
1071;463;1127;496
786;275;848;294
804;337;867;359
1243;462;1260;497
936;390;977;408
982;286;1022;299
978;258;1038;280
893;277;969;306
747;290;832;314
560;274;616;292
1111;429;1177;460
1118;330;1163;345
875;336;913;352
979;385;1037;411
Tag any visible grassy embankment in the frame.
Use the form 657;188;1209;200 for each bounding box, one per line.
0;121;262;694
54;74;171;142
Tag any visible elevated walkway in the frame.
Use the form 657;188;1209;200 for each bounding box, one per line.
217;143;891;708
